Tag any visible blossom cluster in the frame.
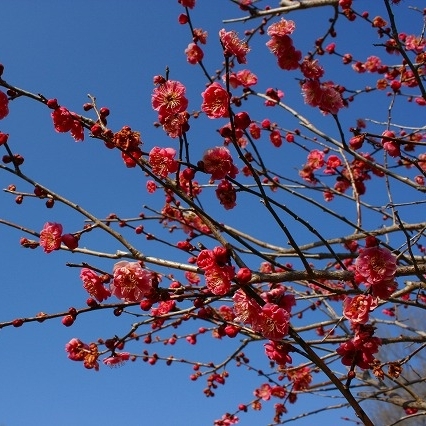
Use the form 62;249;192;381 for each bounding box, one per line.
151;79;189;138
196;247;235;295
232;286;294;341
337;324;381;370
49;99;84;142
354;246;397;299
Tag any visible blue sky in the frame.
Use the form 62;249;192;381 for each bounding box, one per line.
0;1;425;425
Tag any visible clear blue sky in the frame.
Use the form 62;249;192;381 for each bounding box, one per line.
0;1;424;425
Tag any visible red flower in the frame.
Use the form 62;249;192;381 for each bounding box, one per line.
301;80;344;115
215;180;237;210
103;352;130;367
111;261;153;302
287;366;312;391
233;288;262;324
226;69;258;88
343;295;378;325
264;340;293;365
0;90;9;119
355;246;397;287
152;80;188;119
80;268;111;302
65;338;89;362
253;303;290;340
201;82;230;119
149;146;179;178
337;336;380;370
300;59;325;79
70;116;84;141
196;248;234;295
202;146;238;181
219;29;250;64
267;18;296;37
39;222;63;253
254;383;272;401
185;43;204;64
269;130;282;147
204;264;234;295
51;107;74;132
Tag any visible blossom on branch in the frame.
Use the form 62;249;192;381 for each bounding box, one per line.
201;82;230;119
264;340;293;366
343;294;378;325
215;179;237;210
202;146;238;181
253;303;290;340
149;146;179;178
80;268;111;303
103;352;130;367
51;106;84;141
39;222;63;253
111;261;153;302
355;246;397;299
185;42;204;64
196;248;234;295
152;80;189;119
219;29;250;64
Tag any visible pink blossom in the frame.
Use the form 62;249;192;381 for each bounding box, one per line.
219;29;250;64
266;35;293;58
301;79;323;108
215;179;237;210
160;111;190;138
80;268;111;302
196;249;217;269
355;246;397;286
39;222;63;253
146;180;157;193
151;300;176;316
277;45;301;70
65;338;89;362
307;149;325;170
152;80;188;118
363;56;382;72
264;340;293;365
287;366;312;391
300;59;325;79
337;336;380;370
318;84;344;115
267;19;296;37
301;80;344;115
254;303;290;340
233;288;262;324
201;82;230;119
226;69;258;88
185;271;201;285
185;42;204;64
103;352;130;367
202;146;238;181
149;146;179;178
254;383;272;401
197;248;234;295
111;261;153;302
70;115;84;141
343;294;378;324
204;265;234;295
51;107;74;132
